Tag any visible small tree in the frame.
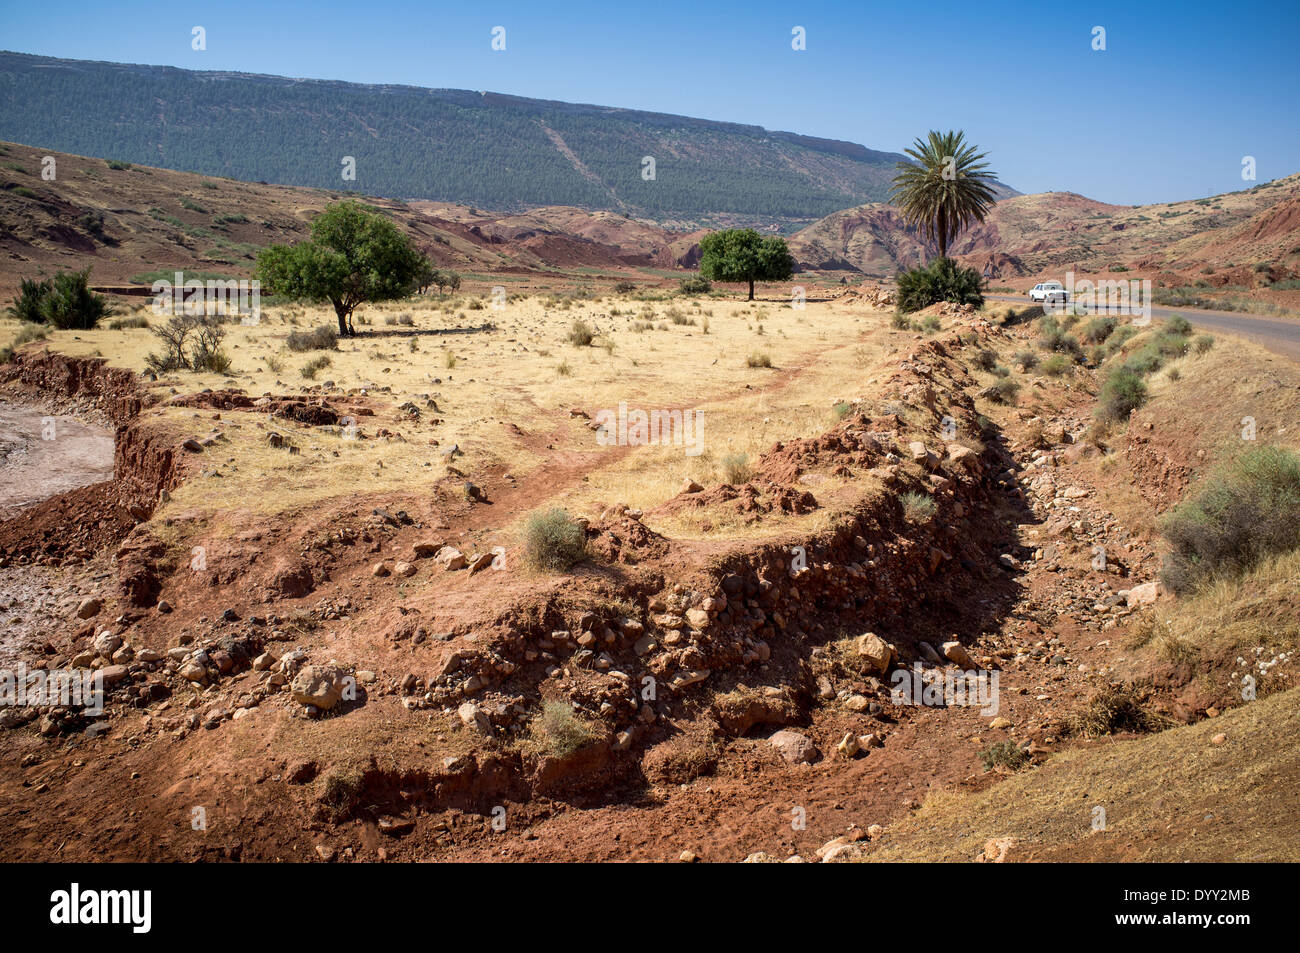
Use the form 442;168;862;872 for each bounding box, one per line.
257;201;424;336
8;270;113;330
698;229;795;300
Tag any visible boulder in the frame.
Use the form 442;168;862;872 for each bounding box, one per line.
855;632;894;673
768;729;820;765
291;665;345;710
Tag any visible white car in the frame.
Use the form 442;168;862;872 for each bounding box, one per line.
1028;281;1069;305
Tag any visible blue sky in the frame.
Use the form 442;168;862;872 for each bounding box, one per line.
4;0;1298;205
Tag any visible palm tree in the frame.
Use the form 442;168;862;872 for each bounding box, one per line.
890;130;999;259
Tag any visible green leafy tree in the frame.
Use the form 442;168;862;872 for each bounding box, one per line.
698;229;795;300
257;201;424;336
890;130;998;259
6;277;53;323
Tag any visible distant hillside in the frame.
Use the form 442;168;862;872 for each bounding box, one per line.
791;174;1300;282
0;51;1016;228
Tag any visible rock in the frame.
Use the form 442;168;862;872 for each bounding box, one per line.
436;546;467;571
393;561;417;578
372;562;391;578
855;632;894;673
978;837;1016;863
768;729;820;765
1126;581;1162;607
99;664;128;687
467;552;494;574
70;651;95;668
680;480;703;494
844;694;871;713
182;438;204;453
412;541;443;558
941;640;978;670
678;850;699;863
1211;732;1228;746
836;732;860;759
821;839;869;863
179;661;207;683
685;608;710;630
858;732;884;749
989;716;1013;730
253;651;277;671
75;597;102;620
93;631;122;657
291;665;345;711
458;702;491;735
918;641;944;664
377;815;415;836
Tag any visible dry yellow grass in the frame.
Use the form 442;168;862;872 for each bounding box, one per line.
3;291;916;541
868;685;1300;862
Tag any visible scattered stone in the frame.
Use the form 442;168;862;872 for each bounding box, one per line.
768;729;820;765
291;665;345;711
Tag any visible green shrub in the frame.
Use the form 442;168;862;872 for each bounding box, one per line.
1040;354;1070;376
109;314;150;330
721;453;753;484
523;508;588;572
33;269;113;330
613;280;637;294
1164;314;1193;336
980;740;1029;772
890;311;915;330
1192;334;1215;354
1159;446;1300;594
106;159;132;170
746;351;772;368
1096;366;1148;422
900;490;937;522
1012;349;1039;371
972;348;998;372
287;325;339;352
895;257;984;313
678;275;711;295
1081;316;1117;343
533;701;601;757
6;278;52;323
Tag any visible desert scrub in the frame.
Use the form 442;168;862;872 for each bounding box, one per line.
1040;353;1071;376
985;378;1020;405
532;701;602;758
920;314;941;334
746;351;772;368
1081;315;1117;343
720;452;753;484
980;740;1029;772
286;325;338;352
1012;349;1039;371
523;507;587;571
109;314;150;330
972;348;999;372
1096;366;1148;422
1068;682;1171;737
1158;446;1300;595
900;490;937;522
1192;333;1215;354
300;354;332;380
568;319;594;347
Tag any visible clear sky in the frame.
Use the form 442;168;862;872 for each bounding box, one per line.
4;0;1297;205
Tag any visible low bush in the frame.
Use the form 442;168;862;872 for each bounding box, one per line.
895;257;984;313
286;325;338;352
1159;446;1300;594
523;508;588;571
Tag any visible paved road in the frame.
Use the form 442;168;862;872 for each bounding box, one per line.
987;294;1300;362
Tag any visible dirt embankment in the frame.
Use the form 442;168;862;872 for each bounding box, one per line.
0;348;176;565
